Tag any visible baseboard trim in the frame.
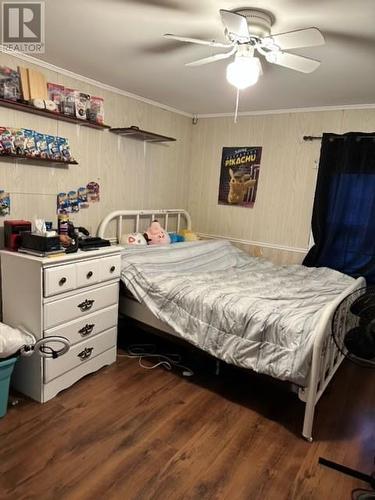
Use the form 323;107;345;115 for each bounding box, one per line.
198;232;308;254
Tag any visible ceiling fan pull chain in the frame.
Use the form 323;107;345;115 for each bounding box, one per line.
234;88;240;123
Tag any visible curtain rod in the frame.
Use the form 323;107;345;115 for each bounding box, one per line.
303;136;322;141
303;135;375;142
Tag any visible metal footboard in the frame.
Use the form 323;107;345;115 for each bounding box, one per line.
298;276;366;441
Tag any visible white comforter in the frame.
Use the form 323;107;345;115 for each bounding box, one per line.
121;240;354;385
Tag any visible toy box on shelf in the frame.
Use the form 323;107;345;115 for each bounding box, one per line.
0;126;75;164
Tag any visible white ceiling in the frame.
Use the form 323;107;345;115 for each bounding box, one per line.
37;0;375;115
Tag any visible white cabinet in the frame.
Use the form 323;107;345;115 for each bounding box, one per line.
0;246;121;403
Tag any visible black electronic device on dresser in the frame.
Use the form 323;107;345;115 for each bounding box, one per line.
65;223;110;253
20;233;61;253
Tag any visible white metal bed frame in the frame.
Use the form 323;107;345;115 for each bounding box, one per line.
98;209;365;441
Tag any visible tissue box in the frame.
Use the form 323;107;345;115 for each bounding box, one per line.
20;233;61;252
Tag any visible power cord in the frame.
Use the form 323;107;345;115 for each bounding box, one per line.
352;488;375;499
118;344;194;377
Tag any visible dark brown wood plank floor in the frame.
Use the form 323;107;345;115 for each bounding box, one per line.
0;355;374;500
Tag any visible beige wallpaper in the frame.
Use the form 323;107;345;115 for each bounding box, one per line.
188;109;375;261
0;52;192;239
1;50;374;265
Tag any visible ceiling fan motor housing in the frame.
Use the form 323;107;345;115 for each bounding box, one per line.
235;9;273;39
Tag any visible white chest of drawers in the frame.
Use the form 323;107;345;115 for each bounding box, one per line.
0;246;122;403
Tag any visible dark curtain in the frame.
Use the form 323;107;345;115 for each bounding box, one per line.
303;132;375;284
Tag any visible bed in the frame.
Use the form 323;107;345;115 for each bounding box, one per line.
97;209;365;441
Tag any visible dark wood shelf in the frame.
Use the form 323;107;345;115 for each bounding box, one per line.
109;126;176;143
0;153;78;166
0;98;111;130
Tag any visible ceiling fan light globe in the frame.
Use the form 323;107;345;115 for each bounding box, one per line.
226;57;261;89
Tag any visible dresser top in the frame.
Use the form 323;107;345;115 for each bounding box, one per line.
0;245;122;266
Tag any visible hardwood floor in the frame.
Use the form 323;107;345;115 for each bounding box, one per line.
0;350;374;500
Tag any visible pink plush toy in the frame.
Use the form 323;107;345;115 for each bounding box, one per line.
144;220;170;245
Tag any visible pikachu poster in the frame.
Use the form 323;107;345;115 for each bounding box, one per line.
218;146;262;208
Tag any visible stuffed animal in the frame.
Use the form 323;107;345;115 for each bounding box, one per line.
120;232;147;246
179;229;199;241
144;220;170;245
169;232;184;244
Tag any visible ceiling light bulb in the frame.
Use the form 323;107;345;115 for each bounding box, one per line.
226;56;261;90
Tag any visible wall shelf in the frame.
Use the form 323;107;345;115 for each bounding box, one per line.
0;153;78;166
0;98;111;130
109;126;176;143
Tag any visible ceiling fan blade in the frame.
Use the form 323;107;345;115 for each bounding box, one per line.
186;47;237;67
266;51;321;73
163;34;231;49
265;28;325;50
220;9;249;39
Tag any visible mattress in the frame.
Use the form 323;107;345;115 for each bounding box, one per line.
120;240;354;385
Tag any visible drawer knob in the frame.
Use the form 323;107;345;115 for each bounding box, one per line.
77;347;94;361
110;266;116;273
86;271;94;279
59;277;67;286
78;324;95;337
77;299;95;312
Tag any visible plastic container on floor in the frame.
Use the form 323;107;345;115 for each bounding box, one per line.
0;357;17;417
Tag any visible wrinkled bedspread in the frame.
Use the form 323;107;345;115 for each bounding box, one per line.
121;240;354;385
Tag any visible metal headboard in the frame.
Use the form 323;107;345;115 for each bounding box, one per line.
97;209;192;244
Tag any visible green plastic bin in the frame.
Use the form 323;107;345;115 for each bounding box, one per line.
0;357;17;418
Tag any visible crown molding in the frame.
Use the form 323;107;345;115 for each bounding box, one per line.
2;47;374;120
0;46;193;118
196;103;375;119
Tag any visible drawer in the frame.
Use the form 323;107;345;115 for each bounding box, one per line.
44;282;119;329
44;264;76;297
76;259;101;288
100;255;121;282
44;304;118;346
43;327;117;383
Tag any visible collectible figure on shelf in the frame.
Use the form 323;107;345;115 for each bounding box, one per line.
68;191;80;212
77;187;89;208
61;88;75;116
34;132;48;159
13;129;26;155
47;83;64;112
57;137;72;162
0;128;15;155
57;192;71;214
22;129;38;157
0;191;10;216
75;92;90;120
86;181;100;203
45;134;61;160
0;66;21;101
88;96;104;124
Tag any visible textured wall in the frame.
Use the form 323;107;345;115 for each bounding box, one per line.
187;109;375;262
1;50;374;265
0;52;192;239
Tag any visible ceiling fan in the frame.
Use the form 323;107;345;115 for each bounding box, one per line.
164;9;325;89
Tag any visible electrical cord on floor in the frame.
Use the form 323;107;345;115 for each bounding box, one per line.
351;488;375;499
117;344;194;377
